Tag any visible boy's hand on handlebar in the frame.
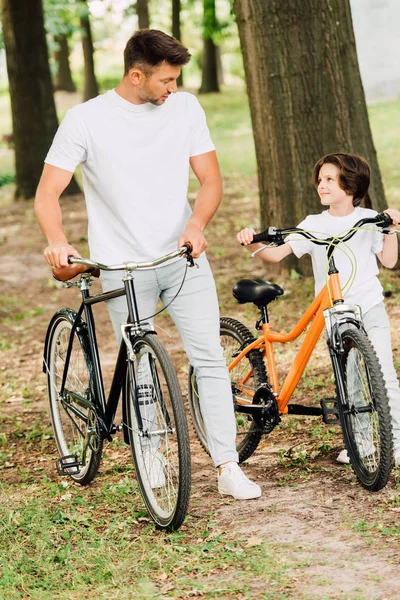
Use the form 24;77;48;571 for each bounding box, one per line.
237;227;256;246
383;208;400;228
178;223;207;258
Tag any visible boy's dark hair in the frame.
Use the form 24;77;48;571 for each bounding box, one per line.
312;153;371;207
124;29;191;75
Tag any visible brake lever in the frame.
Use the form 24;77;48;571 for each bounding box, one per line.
183;243;196;268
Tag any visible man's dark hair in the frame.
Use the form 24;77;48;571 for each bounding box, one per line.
124;29;191;74
312;152;371;207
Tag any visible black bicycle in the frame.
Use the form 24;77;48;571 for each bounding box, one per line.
43;246;193;530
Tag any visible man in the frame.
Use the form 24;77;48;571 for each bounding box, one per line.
35;29;261;500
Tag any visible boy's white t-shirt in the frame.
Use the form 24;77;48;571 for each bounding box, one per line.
286;207;384;314
45;90;215;263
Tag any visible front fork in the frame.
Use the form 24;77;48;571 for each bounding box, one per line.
324;303;363;411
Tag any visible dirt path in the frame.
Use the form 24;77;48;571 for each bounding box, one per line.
1;194;400;599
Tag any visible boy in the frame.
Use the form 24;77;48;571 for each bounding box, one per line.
237;153;400;465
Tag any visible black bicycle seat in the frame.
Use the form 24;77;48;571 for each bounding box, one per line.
232;278;284;307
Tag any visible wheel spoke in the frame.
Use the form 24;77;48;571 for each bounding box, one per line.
47;314;102;484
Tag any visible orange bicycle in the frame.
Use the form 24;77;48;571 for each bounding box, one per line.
189;212;394;491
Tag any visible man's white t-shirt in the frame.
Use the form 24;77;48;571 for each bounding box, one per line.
45;90;215;263
286;207;384;314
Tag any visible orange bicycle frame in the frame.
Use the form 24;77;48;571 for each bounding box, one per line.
227;272;344;415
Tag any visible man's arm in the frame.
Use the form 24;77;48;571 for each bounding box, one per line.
35;164;85;278
177;150;223;258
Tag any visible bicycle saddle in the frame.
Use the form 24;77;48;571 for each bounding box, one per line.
232;278;284;306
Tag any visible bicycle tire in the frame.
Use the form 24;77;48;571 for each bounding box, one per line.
46;309;103;485
125;333;191;530
188;317;269;463
332;327;393;491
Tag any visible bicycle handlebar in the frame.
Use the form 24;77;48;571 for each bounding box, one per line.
251;212;393;246
68;244;194;272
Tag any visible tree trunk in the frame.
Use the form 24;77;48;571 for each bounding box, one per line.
53;34;76;92
172;0;183;87
137;0;150;29
199;0;220;94
0;0;80;200
234;0;386;236
80;0;99;101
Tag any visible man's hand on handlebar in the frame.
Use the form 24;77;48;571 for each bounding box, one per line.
178;223;207;258
44;242;80;269
44;242;85;281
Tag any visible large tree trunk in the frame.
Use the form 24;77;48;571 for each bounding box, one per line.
172;0;183;87
234;0;386;236
137;0;150;29
199;0;220;94
53;34;76;92
1;0;80;200
80;0;99;101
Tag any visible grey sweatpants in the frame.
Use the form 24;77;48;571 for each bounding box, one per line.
363;302;400;448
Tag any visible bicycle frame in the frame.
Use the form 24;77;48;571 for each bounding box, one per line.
58;276;135;439
47;245;192;441
227;271;348;415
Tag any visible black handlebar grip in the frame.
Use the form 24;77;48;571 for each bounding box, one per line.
376;212;393;227
251;232;270;243
251;227;281;244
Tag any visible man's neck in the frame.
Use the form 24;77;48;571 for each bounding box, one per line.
115;79;145;105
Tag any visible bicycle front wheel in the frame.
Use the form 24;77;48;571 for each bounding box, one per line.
188;317;269;463
333;327;393;491
125;333;191;530
46;309;103;485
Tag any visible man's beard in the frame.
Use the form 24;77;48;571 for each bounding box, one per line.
141;87;168;106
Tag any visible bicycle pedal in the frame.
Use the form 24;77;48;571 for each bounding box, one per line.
320;398;340;425
56;454;81;476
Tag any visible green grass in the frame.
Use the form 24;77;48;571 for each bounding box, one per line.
0;478;287;599
369;98;400;203
199;88;257;178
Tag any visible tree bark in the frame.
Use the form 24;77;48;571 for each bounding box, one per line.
172;0;183;87
199;0;220;94
80;0;99;101
137;0;150;29
1;0;80;200
53;34;76;92
234;0;386;236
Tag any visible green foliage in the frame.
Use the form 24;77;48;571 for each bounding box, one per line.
0;172;15;187
43;0;83;38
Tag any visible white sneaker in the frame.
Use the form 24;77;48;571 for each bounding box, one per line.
217;462;261;500
143;448;166;489
336;443;376;465
394;446;400;466
336;449;350;464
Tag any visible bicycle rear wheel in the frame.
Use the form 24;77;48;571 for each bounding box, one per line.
125;333;191;530
188;317;270;463
332;327;393;491
46;309;102;484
